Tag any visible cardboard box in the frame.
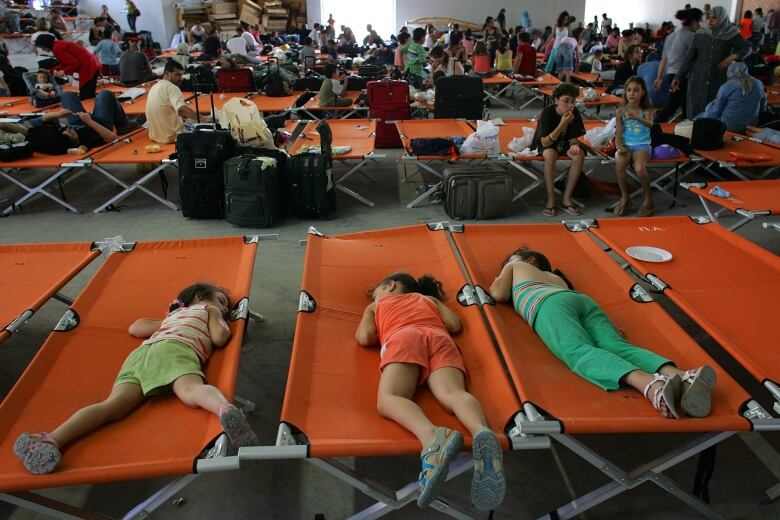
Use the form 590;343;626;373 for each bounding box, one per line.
211;2;237;15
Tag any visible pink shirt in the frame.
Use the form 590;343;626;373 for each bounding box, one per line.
463;39;475;54
472;54;490;73
144;304;213;362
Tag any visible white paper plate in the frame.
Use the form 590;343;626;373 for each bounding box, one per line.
625;246;673;263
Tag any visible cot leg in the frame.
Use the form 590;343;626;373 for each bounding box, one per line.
122;474;199;520
92;164;178;213
0;167;80;215
248;310;265;322
0;492;108;520
738;432;780;503
507;161;542;202
543;432;732;520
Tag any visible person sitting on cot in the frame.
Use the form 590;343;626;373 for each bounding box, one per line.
356;272;505;512
489;246;717;419
318;63;352;108
13;282;258;475
530;82;586;217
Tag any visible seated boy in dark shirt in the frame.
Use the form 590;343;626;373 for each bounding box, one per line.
531;82;586;217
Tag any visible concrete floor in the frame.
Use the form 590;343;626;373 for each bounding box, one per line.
1;96;779;520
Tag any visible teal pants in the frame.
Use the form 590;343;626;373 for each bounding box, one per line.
532;291;671;391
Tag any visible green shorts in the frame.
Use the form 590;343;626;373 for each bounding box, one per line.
114;339;205;396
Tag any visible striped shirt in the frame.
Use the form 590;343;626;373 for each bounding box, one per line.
512;281;569;325
143;304;213;362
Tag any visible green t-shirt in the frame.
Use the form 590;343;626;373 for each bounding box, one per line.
401;42;427;76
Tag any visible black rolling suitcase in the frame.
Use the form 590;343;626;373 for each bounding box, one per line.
286;120;336;219
443;166;513;220
223;154;279;227
176;89;235;219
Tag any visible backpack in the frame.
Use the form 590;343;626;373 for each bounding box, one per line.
182;64;217;92
218;97;274;147
27;124;70;155
690;118;726;151
264;71;290;97
409;138;458;157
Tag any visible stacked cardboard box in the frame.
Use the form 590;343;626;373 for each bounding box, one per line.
175;0;306;34
261;1;288;32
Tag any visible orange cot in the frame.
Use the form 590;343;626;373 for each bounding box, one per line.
590;216;780;401
395;119;490;208
681;179;780;230
238;224;531;517
0;236;260;518
84;129;178;213
579;120;691;209
0;137;126;216
0;242;99;344
296;91;368;119
449;221;772;519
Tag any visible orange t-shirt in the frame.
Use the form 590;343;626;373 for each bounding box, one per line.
375;292;447;342
472;54;491;73
740;19;753;38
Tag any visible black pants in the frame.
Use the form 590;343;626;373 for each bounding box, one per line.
655;74;686;123
78;73;99;100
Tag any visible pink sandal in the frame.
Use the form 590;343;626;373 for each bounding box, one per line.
643;374;682;419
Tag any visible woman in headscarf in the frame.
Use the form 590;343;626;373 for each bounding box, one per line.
520;11;531;30
171;42;191;67
696;62;766;133
671;5;749;119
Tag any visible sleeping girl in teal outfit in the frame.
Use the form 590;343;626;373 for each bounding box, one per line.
489;245;717;419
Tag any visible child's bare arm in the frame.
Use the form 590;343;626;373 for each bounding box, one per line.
431;298;462;334
206;306;231;348
489;263;514;302
355;302;378;346
128;318;163;337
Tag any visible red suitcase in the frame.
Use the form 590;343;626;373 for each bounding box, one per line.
368;80;409;148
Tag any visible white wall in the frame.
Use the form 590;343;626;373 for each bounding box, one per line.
583;0;740;30
306;0;587;32
78;0;178;48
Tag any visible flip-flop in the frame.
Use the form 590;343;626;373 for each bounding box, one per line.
417;427;464;508
681;365;717;418
471;429;505;511
561;204;582;216
542;206;557;217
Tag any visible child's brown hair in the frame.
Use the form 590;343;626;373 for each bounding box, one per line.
622;75;652;111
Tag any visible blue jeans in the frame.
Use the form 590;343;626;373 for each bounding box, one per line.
60;91;129;130
127;15;137;32
1;12;20;33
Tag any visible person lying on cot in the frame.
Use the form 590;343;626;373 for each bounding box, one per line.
0;90;140;155
13;282;258;475
489;246;717;419
355;273;505;512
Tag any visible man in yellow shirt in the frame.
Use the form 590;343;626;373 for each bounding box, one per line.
145;60;211;144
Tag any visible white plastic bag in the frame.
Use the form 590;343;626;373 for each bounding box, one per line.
583;87;600;101
674;120;694;140
218;97;274;148
461;120;500;155
584;117;616;147
507;127;535;153
273;49;289;63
